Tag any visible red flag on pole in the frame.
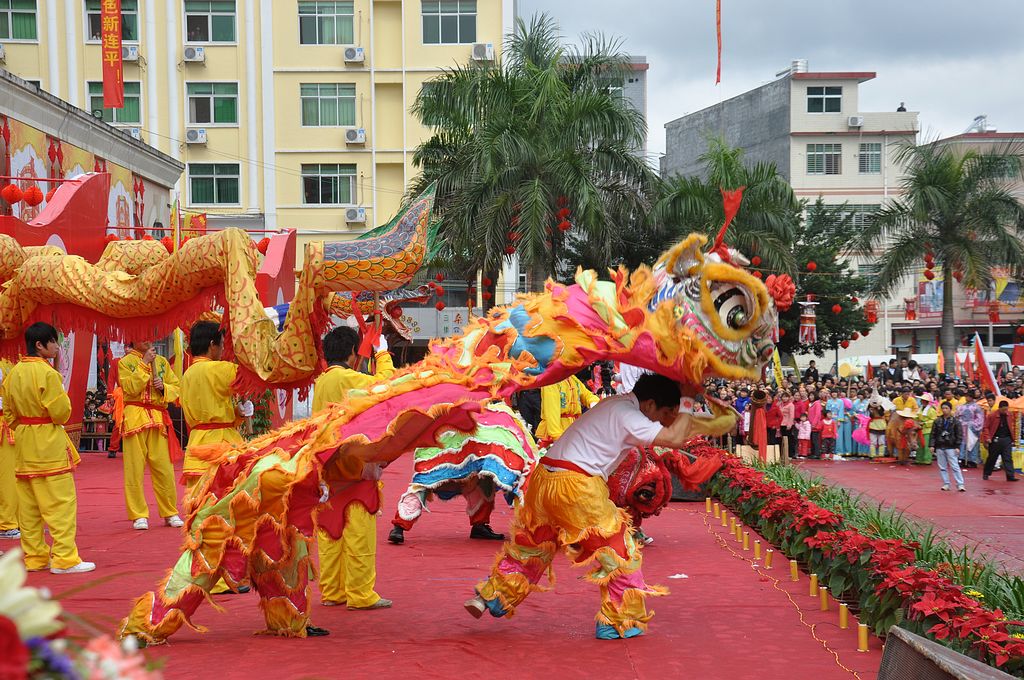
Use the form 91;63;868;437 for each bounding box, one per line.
715;0;722;84
936;348;945;375
866;360;873;380
974;333;1001;397
954;353;962;378
1012;344;1024;367
965;354;976;382
101;0;124;108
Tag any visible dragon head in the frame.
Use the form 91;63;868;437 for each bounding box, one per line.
651;232;778;383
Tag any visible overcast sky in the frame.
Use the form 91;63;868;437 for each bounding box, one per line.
517;0;1024;165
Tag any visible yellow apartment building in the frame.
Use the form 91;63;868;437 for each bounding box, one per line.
0;0;514;255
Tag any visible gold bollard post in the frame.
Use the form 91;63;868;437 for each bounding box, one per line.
705;497;712;513
742;531;750;551
789;559;798;581
720;511;728;527
734;523;743;542
809;573;818;597
819;586;829;611
765;549;774;568
729;516;736;532
839;603;849;629
713;502;720;518
754;540;761;559
858;623;869;652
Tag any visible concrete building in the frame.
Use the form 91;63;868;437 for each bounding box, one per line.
0;0;513;255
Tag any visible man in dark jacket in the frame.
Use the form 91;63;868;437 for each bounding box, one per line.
932;401;964;491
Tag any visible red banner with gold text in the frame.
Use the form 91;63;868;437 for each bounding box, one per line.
101;0;124;108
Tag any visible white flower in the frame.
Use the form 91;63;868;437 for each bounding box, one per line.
0;549;63;638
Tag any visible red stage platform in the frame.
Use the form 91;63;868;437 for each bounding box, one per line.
16;454;883;680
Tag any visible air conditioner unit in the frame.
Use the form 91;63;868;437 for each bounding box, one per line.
185;127;208;144
344;127;366;144
848;115;864;127
344;47;364;63
471;43;494;61
122;45;140;62
127;127;142;140
345;207;366;223
0;44;6;63
183;46;206;63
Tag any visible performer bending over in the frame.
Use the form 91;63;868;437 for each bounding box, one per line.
118;341;183;530
314;326;394;611
465;373;694;639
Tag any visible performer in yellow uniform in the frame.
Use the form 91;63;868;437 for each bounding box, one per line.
180;321;244;493
5;323;94;573
0;364;19;540
315;325;394;610
118;342;183;530
536;374;600;443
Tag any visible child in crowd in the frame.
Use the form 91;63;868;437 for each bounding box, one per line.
796;413;812;457
820;409;837;460
867;402;888;459
739;403;751;447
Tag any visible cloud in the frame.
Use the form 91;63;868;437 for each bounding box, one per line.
516;0;1024;156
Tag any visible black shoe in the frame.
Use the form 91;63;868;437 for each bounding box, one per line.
305;625;330;637
388;526;405;545
470;523;505;541
983;475;990;481
1008;478;1020;482
108;451;117;459
967;462;979;469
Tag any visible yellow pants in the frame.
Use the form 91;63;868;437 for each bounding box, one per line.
17;473;81;570
123;428;178;521
0;440;16;530
317;501;381;608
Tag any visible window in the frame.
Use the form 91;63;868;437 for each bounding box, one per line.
858;263;880;288
300;83;356;126
187;82;238;124
86;0;137;41
302;164;356;205
858;142;881;174
0;0;37;40
807;86;842;113
422;0;476;45
185;0;235;42
806;143;842;175
87;81;142;123
189;163;240;204
848;204;880;229
517;272;527;294
298;1;353;45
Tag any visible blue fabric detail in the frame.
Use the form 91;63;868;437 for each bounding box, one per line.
595;623;644;640
411;456;522;495
496;306;555;376
482;595;507;618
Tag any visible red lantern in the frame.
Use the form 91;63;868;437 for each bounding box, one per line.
434;285;445;296
750;255;762;267
851;332;860;341
954;271;963;283
257;237;270;254
1;184;24;204
862;329;869;337
467;286;476;295
45;188;56;202
923;270;935;280
160;236;174;253
508;231;520;241
556;207;571;219
831;304;842;315
558;220;571;232
1016;326;1024;337
752;271;762;279
435;302;446;311
841;340;850;349
806;261;817;272
510;215;520;227
482;291;493;301
435;273;444;283
482;277;493;287
779;328;786;337
505;245;516;255
557;195;568;208
22;186;43;207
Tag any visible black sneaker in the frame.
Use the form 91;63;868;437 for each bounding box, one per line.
1008;478;1020;483
388;526;405;545
305;625;330;637
470;523;505;541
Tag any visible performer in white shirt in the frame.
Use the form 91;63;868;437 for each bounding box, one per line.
465;373;716;640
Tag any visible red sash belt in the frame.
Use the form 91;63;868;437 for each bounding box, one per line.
543;457;594;476
191;422;235;431
16;416;55;425
124;401;183;463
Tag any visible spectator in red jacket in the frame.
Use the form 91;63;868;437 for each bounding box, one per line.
982;399;1020;483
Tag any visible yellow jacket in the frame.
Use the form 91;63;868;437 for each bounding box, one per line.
536;375;599;441
118;350;180;436
892;396;920;414
180;357;244;477
3;357;79;478
313;352;395;481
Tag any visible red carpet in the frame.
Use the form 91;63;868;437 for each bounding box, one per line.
15;454;883;680
798;459;1024;572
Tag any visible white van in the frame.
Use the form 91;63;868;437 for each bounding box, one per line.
835;352;1011;377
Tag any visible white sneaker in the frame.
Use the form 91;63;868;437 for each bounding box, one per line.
464;596;486;619
940;484;949;491
958;486;967;492
133;518;149;531
164;515;184;528
0;528;20;539
51;561;96;575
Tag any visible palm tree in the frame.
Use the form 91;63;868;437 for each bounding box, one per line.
407;13;655;298
652;138;800;274
853;140;1024;361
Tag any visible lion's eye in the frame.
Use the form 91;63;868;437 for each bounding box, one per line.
711;282;754;330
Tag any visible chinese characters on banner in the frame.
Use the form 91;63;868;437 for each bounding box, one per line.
185;213;208;239
101;0;124;108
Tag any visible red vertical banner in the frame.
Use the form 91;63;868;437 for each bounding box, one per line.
101;0;124;108
715;0;722;84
